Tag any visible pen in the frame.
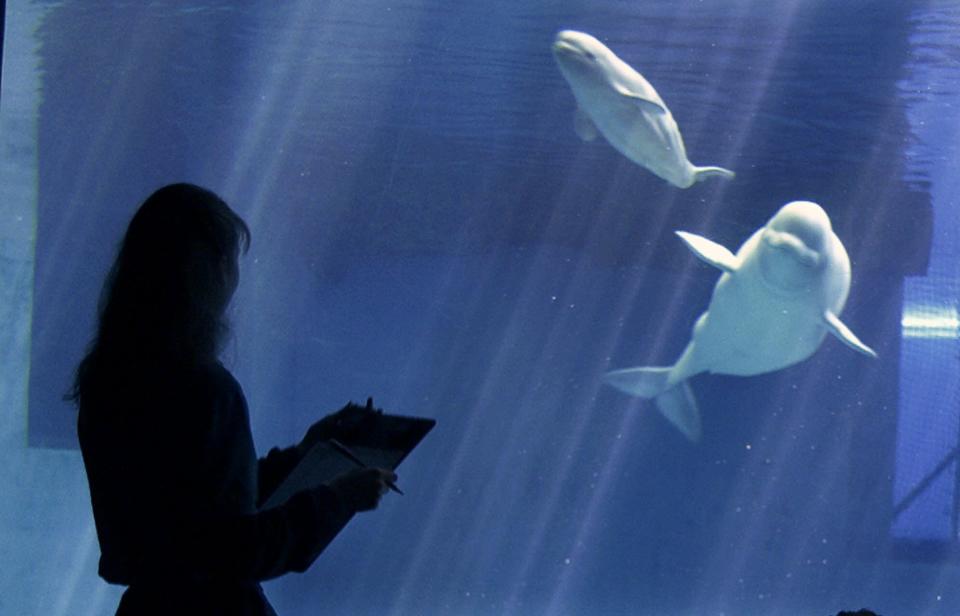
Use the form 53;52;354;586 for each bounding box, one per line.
329;438;404;495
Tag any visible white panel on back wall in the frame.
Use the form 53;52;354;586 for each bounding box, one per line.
0;3;121;615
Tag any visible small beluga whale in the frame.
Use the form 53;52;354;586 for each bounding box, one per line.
552;30;735;189
604;201;876;442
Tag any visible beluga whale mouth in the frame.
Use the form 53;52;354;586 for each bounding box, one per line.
552;30;598;58
762;229;821;268
758;226;824;294
552;31;606;74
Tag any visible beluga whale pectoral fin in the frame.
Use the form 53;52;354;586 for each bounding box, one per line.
823;310;877;358
574;108;599;141
692;166;736;183
675;231;740;273
612;83;669;116
603;367;702;442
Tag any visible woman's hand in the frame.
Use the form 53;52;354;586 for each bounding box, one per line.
326;468;398;512
297;397;382;457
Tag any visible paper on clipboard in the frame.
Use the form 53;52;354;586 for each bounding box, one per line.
261;413;434;510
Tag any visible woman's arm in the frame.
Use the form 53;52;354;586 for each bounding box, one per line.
158;468;393;583
167;483;354;582
256;445;302;508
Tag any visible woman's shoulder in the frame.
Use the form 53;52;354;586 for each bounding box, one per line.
108;361;245;413
189;361;245;400
143;362;248;433
78;361;248;446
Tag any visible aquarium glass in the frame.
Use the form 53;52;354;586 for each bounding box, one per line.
2;1;959;614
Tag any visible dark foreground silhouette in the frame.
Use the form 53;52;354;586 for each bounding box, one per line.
73;183;394;615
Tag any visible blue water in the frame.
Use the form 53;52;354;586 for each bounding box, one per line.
4;0;960;614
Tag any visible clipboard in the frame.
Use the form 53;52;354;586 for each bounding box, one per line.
261;413;435;510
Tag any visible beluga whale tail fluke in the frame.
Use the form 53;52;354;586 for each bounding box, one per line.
692;166;736;184
603;367;702;442
552;30;735;189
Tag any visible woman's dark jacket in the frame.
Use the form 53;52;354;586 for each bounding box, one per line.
78;362;351;615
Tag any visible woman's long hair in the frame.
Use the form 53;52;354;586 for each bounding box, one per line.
70;183;250;405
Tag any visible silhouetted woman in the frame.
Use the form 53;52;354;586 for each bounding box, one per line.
71;183;395;615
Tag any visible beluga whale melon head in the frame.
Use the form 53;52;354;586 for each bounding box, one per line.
754;201;837;295
552;30;735;189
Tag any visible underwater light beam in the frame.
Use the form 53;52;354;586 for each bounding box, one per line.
419;230;634;608
218;0;327;209
496;148;727;613
385;257;568;614
52;521;99;616
35;9;175;332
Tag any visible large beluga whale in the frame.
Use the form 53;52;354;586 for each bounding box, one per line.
552;30;735;189
604;201;876;441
